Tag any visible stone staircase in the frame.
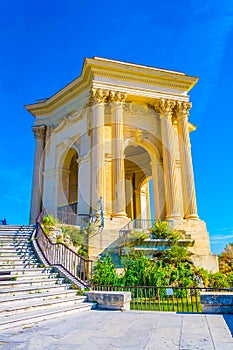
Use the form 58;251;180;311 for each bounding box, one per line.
0;225;94;330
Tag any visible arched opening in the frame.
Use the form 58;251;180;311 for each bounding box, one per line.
59;148;78;215
124;145;154;221
140;177;154;221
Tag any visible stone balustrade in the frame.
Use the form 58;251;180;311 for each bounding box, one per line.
86;291;131;311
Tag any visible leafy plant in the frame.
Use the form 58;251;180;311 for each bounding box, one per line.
92;254;119;286
150;220;181;241
42;215;59;234
218;243;233;274
60;225;84;247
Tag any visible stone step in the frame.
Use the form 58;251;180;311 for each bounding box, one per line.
0;224;92;330
0;229;34;234
0;283;71;297
0;263;41;269
0;289;78;306
0;239;31;244
0;244;32;249
0;301;94;331
0;295;87;317
0;247;34;252
0;254;35;259
0;234;32;237
0;254;38;260
0;260;39;266
0;267;53;276
0;230;32;234
0;272;58;282
0;225;35;231
0;237;31;241
0;278;64;289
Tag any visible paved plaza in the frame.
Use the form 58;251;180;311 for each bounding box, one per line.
0;310;232;350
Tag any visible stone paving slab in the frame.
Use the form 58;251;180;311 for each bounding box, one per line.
0;310;232;350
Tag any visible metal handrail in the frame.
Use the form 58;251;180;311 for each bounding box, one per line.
41;208;98;226
119;219;156;237
34;215;94;285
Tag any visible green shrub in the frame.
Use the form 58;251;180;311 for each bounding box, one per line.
208;272;230;288
92;254;119;285
60;225;84;246
42;215;59;234
150;220;181;241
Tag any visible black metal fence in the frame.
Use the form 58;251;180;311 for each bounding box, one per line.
35;223;93;284
92;285;232;313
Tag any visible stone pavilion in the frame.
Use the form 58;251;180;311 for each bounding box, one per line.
25;57;218;271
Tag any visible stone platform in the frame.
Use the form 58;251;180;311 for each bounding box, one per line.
0;310;232;349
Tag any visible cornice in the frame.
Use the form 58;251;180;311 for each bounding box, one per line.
25;57;199;118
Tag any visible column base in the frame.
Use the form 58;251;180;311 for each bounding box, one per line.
112;211;127;218
184;214;199;220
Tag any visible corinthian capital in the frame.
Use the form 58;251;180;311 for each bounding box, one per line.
109;91;127;103
175;101;192;118
32;125;46;139
89;88;108;104
155;99;175;115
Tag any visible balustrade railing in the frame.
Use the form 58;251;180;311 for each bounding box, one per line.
35;219;93;284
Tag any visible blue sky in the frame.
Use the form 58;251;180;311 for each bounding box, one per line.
0;0;233;254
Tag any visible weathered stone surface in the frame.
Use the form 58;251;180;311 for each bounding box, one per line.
86;291;131;311
0;310;232;349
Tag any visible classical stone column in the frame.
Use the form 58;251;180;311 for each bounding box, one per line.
134;189;141;220
30;124;46;224
125;174;134;219
150;159;160;220
90;88;106;213
110;91;127;217
156;99;181;219
175;101;198;219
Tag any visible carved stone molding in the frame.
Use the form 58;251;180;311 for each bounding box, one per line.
109;91;127;103
32;125;46;139
89;88;108;104
90;89;128;105
125;173;133;181
155;99;176;115
124;103;156;117
175;101;192;118
131;128;148;142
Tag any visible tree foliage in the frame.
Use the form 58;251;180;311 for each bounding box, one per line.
218;243;233;274
92;254;119;285
92;222;233;288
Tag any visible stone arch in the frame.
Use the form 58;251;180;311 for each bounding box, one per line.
58;147;79;215
123;137;160;162
124;144;153;220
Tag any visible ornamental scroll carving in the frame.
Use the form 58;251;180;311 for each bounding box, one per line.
32;125;46;139
155;99;176;114
90;88;108;104
109;91;127;103
174;101;192;118
89;88;127;104
131;128;148;141
124;103;156;117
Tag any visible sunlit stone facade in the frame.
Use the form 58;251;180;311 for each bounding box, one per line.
25;57;218;271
